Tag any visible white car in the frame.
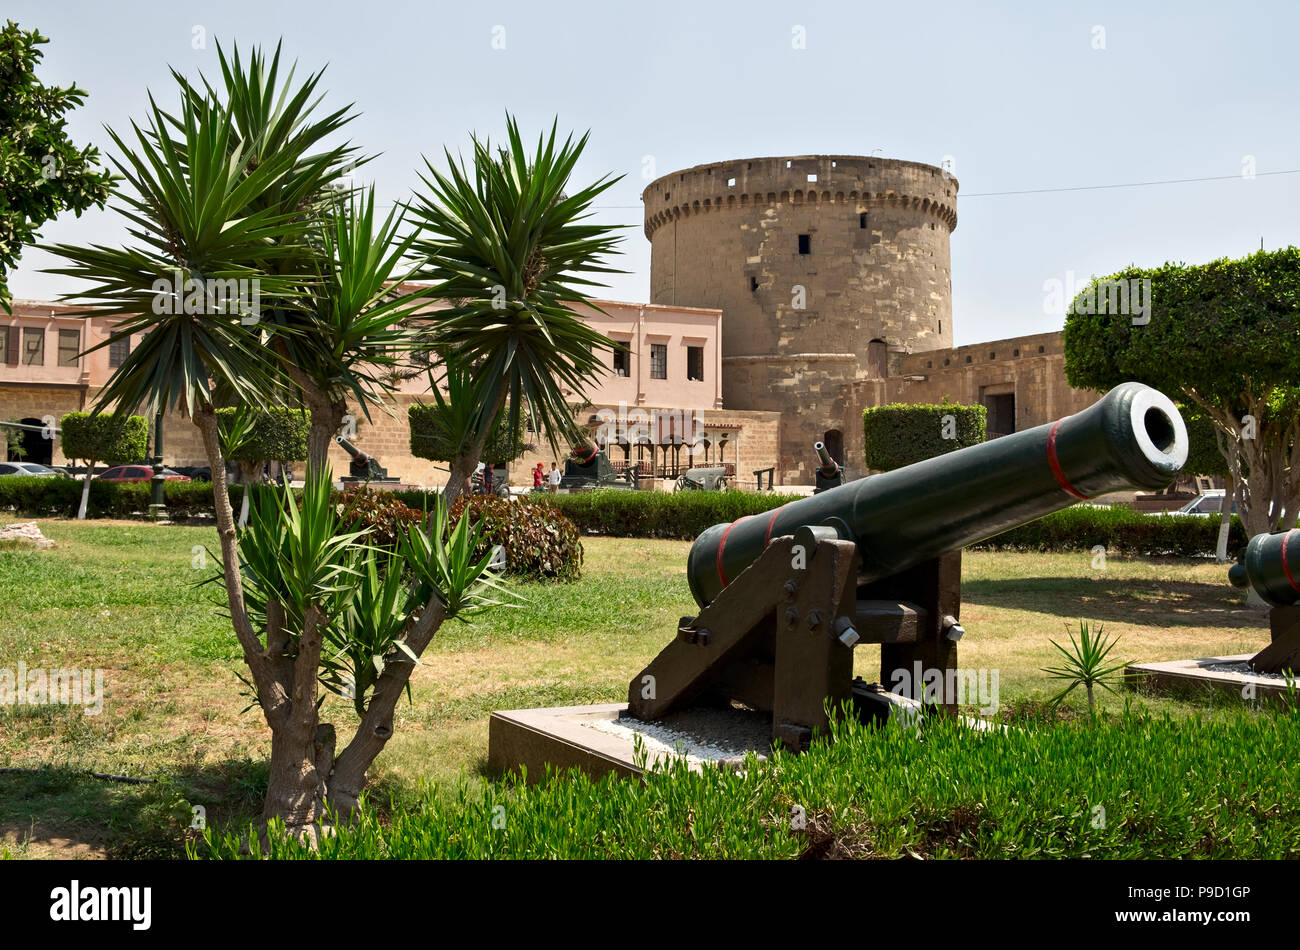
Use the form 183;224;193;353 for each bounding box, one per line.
0;461;60;477
1174;491;1235;517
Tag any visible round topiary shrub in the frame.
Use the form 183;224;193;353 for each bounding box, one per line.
451;495;582;581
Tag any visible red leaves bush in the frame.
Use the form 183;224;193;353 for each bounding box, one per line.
333;488;582;581
450;495;582;581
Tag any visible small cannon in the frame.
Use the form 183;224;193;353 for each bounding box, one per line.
675;466;730;492
561;444;631;491
628;382;1189;749
335;436;390;482
1228;531;1300;674
813;441;844;494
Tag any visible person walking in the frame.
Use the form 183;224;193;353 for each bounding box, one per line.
532;463;544;490
548;462;562;493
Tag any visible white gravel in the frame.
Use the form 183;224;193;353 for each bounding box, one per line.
584;707;771;767
1206;661;1296;682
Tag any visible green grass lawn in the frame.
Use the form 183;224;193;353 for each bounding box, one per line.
0;518;1278;858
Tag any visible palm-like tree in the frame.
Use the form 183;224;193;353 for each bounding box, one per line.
45;44;439;828
407;115;625;501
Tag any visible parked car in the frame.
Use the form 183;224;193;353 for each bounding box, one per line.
0;461;62;477
1148;490;1235;517
96;465;191;483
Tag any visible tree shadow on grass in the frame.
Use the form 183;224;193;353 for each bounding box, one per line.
961;576;1263;630
0;758;267;860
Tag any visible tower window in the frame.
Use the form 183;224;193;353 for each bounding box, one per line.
798;234;811;255
859;213;868;229
750;276;759;292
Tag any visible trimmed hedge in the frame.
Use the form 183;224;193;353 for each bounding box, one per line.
538;489;798;540
60;412;149;467
0;478;1249;558
216;407;310;463
972;504;1247;558
408;402;526;465
0;476;271;519
530;489;1247;558
862;401;986;471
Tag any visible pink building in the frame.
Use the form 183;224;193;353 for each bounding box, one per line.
0;294;782;487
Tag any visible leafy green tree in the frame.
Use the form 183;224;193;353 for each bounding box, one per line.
0;21;113;313
407;116;624;503
217;406;309;526
1063;249;1300;550
59;412;147;518
408;364;525;478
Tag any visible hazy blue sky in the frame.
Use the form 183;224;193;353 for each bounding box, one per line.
8;0;1298;344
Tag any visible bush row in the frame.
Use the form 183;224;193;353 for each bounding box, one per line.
0;477;1249;558
534;489;1247;557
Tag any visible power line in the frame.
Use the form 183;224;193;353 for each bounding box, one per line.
961;168;1300;198
587;167;1300;207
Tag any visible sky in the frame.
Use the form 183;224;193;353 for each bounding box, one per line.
7;0;1299;346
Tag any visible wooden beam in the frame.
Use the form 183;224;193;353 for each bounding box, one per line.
627;537;796;720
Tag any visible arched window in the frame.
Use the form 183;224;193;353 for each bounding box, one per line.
822;429;844;465
866;339;888;378
18;417;53;466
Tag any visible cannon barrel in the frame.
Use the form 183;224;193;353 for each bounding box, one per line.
1228;530;1300;606
687;381;1188;606
335;436;367;460
814;441;840;473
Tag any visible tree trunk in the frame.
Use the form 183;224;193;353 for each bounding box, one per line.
194;408;327;830
441;387;509;508
77;468;92;520
327;597;447;814
237;461;259;528
1215;471;1236;564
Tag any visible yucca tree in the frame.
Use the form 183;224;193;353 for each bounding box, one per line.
408;115;625;502
44;43;463;829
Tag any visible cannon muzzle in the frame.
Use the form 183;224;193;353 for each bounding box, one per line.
1228;530;1300;606
814;441;838;472
335;436;366;460
687;381;1188;606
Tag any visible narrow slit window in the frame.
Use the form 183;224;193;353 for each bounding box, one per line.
798;234;811;255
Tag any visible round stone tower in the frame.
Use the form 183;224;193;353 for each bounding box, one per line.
642;155;958;482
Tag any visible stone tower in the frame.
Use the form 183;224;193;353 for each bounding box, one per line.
643;155;958;482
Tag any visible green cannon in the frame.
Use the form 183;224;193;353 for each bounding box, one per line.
631;382;1188;748
335;436;391;482
687;382;1187;607
1228;530;1300;674
813;441;844;494
1229;530;1300;607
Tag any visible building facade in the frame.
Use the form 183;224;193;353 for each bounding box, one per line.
3;153;1107;489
